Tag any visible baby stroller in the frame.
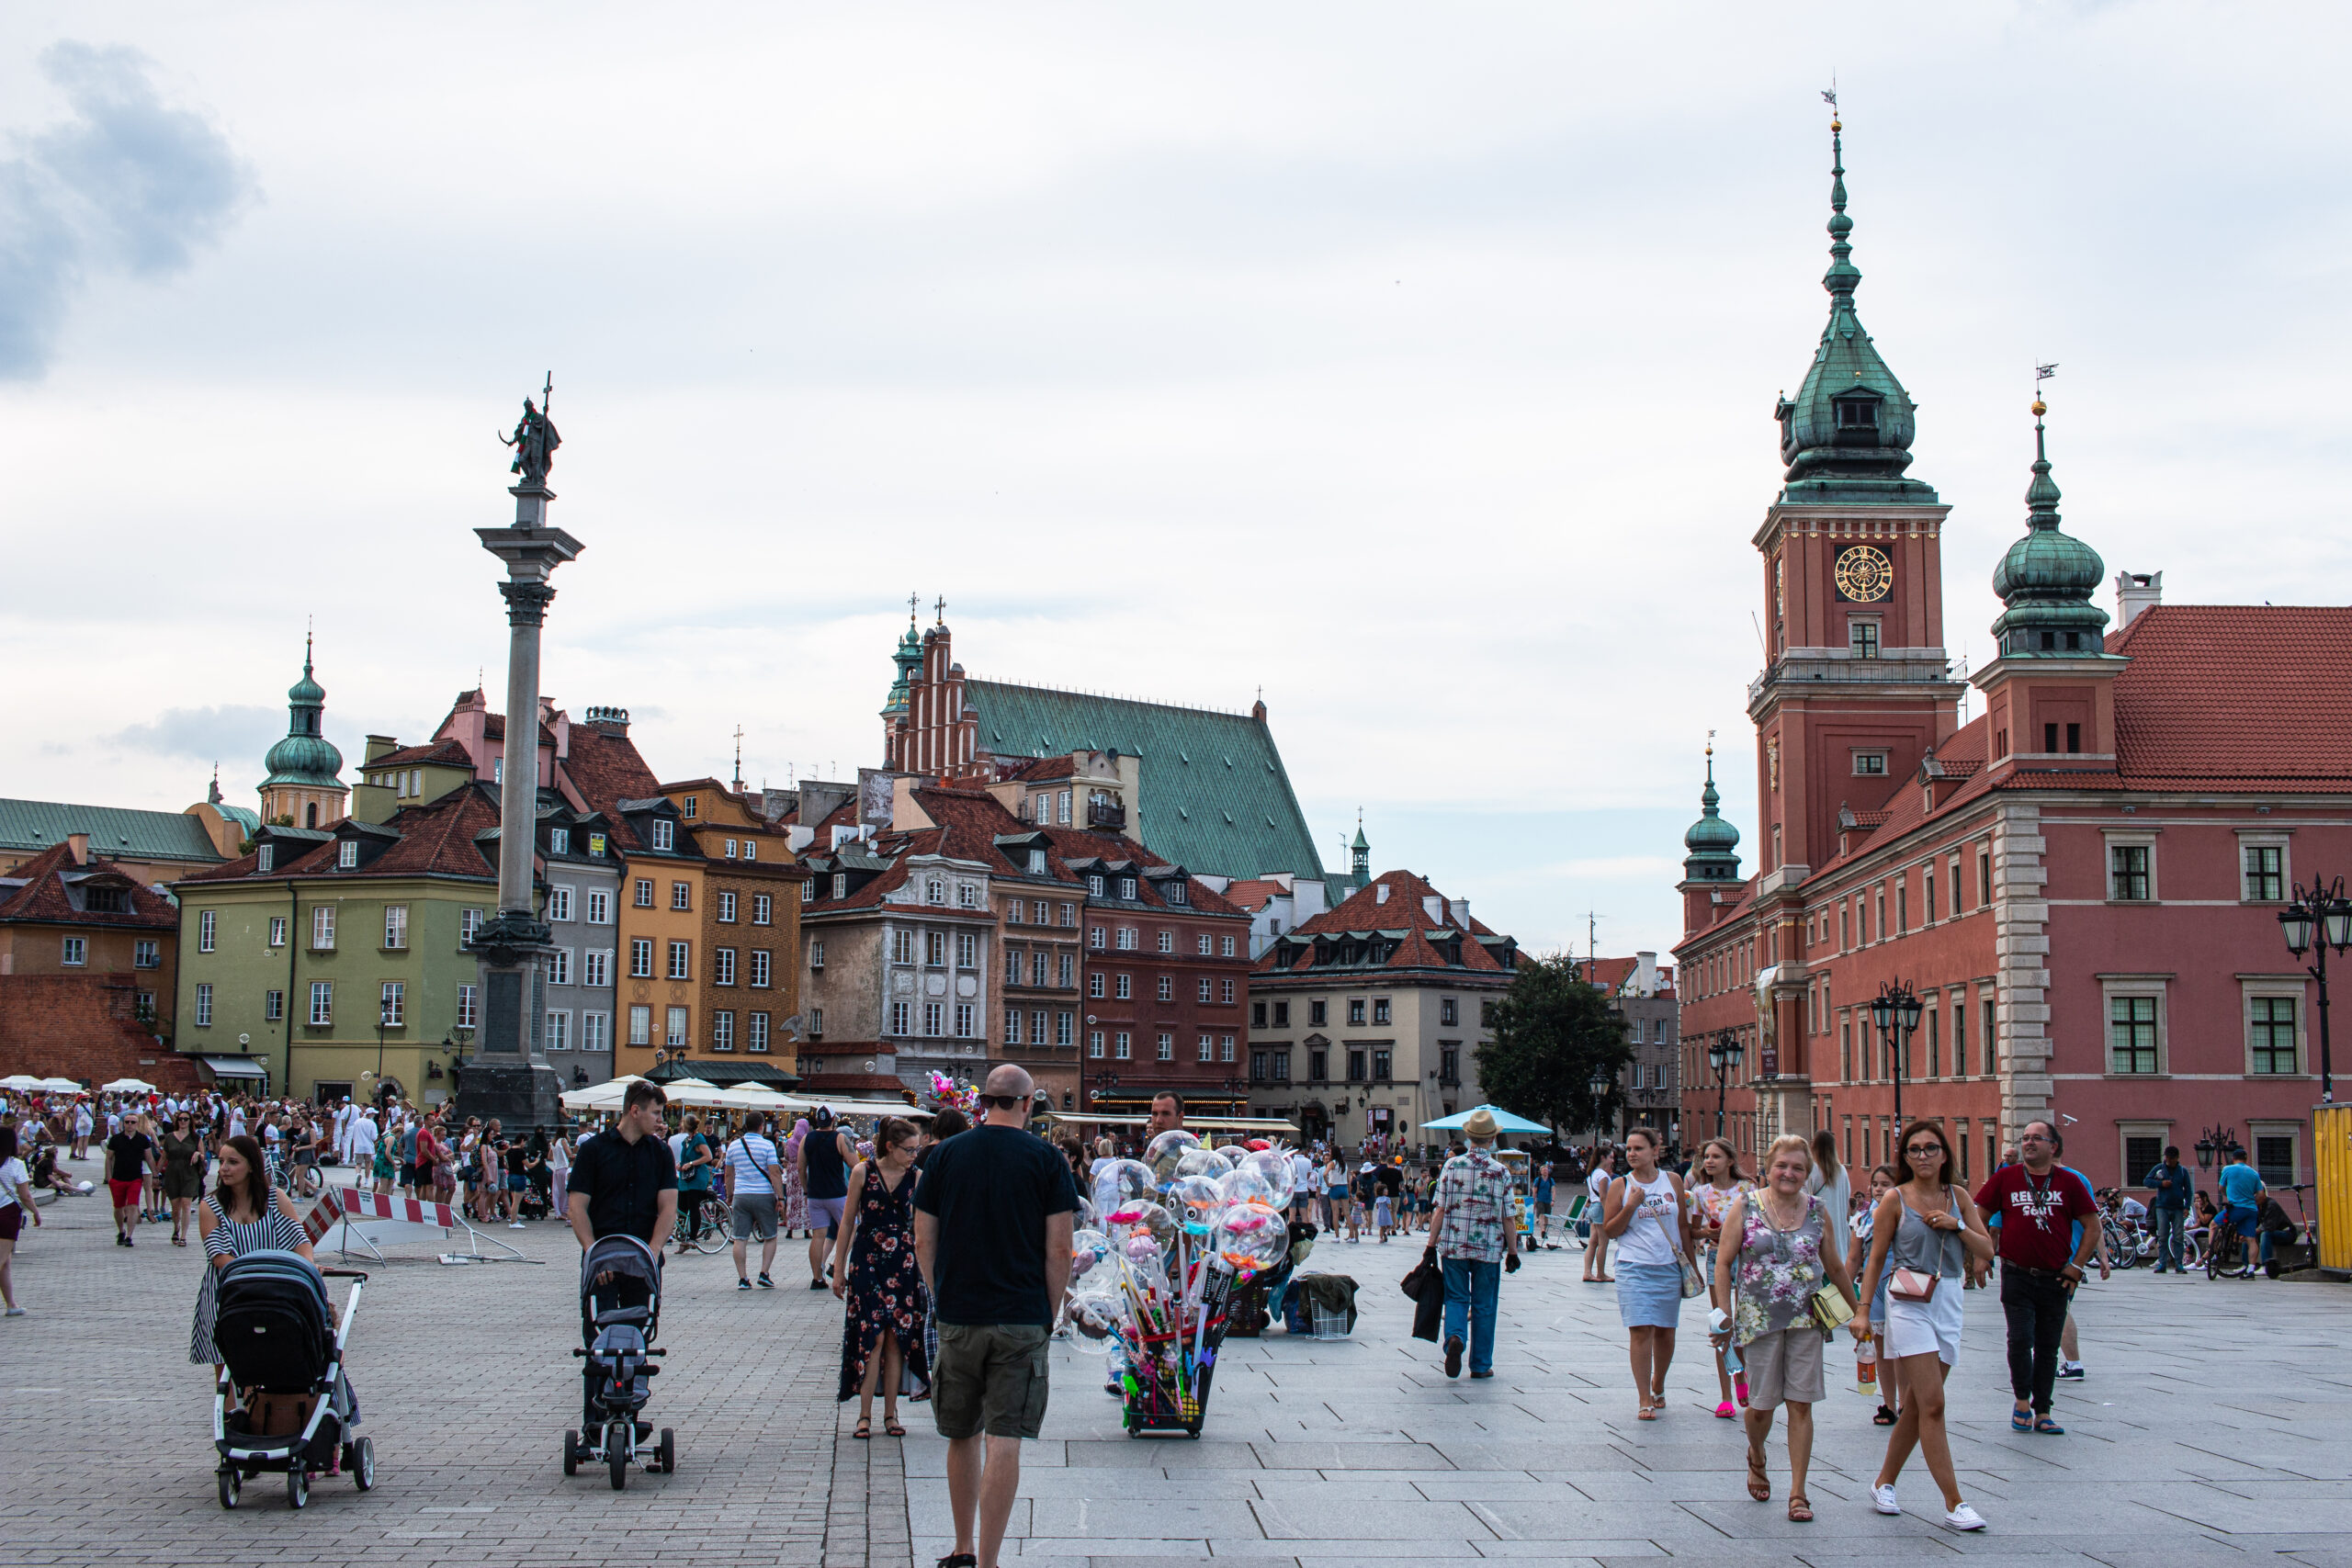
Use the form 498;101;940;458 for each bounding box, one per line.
567;1234;675;1488
210;1249;372;1510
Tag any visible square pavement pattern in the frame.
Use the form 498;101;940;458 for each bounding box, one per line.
6;1160;2352;1568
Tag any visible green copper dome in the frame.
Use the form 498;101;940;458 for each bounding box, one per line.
1682;752;1742;883
1990;410;2109;657
262;640;345;787
1775;119;1938;506
883;615;922;714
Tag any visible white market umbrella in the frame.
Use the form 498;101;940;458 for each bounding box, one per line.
558;1075;644;1111
658;1078;733;1109
713;1083;795;1112
101;1077;157;1094
0;1074;43;1091
39;1077;85;1093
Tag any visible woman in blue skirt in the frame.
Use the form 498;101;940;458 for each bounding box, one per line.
1600;1126;1694;1420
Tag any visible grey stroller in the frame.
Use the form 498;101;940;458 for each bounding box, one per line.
566;1233;675;1488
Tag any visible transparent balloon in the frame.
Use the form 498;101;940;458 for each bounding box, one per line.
1069;1227;1115;1283
1173;1147;1225;1180
1213;1201;1291;1276
1145;1128;1201;1167
1062;1287;1126;1355
1216;1166;1278;1210
1241;1146;1295;1204
1091;1158;1157;1216
1103;1198;1176;1254
1168;1174;1225;1230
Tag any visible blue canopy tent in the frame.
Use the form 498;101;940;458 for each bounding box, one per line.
1419;1104;1552;1134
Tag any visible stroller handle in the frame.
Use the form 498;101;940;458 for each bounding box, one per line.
322;1267;369;1280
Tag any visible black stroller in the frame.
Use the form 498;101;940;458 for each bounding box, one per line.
567;1234;675;1488
210;1249;373;1510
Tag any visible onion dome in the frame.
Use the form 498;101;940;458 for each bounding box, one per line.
1774;116;1938;504
1682;749;1743;884
883;609;922;714
1990;402;2109;657
262;635;345;787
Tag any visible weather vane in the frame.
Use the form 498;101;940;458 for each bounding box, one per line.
2035;362;2057;415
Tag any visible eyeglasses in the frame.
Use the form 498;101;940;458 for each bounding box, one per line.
1904;1144;1945;1157
2018;1132;2052;1143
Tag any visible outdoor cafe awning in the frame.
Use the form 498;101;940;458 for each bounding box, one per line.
197;1055;270;1080
1043;1112;1299;1134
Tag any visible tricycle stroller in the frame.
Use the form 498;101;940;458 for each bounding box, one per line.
566;1233;675;1488
210;1249;373;1510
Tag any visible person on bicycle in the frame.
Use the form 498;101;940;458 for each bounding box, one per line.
2215;1146;2265;1275
725;1111;786;1290
674;1114;717;1253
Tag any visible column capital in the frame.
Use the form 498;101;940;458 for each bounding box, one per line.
499;579;558;626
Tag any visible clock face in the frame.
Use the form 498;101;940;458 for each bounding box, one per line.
1835;545;1894;603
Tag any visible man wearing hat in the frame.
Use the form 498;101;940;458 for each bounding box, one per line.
1425;1108;1521;1379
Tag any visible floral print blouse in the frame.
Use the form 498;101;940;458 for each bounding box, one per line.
1729;1191;1827;1346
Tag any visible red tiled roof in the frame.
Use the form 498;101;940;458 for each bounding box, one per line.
0;843;177;928
563;727;663;850
1258;869;1511;976
1000;756;1078;782
366;739;471;771
2106;605;2352;784
183;787;503;885
1221;878;1287;912
1584;956;1638;992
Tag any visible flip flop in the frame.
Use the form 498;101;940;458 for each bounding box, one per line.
1635;1404;1657;1421
2010;1408;2033;1432
2034;1416;2065;1435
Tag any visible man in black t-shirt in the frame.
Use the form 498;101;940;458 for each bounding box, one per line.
567;1082;678;1252
106;1117;154;1247
913;1065;1076;1568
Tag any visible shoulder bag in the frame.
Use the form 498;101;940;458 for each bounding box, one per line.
1645;1183;1705;1299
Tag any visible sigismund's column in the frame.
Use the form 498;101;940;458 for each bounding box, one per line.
455;385;581;1132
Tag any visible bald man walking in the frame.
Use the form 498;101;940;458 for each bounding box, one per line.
913;1065;1078;1568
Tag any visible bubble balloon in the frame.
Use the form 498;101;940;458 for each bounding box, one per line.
1216;1166;1277;1210
1214;1201;1291;1275
1241;1146;1295;1204
1091;1158;1157;1216
1145;1128;1200;1166
1168;1174;1225;1226
1069;1227;1114;1281
1062;1287;1125;1355
1173;1147;1225;1180
1102;1197;1176;1253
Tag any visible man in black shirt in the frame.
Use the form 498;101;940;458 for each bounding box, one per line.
567;1082;678;1253
913;1065;1076;1568
106;1115;154;1247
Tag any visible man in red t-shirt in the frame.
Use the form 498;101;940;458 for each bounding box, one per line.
1973;1120;2096;1432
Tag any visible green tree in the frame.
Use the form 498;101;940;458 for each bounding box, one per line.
1475;953;1633;1136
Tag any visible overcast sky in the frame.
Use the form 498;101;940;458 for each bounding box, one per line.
3;3;2346;960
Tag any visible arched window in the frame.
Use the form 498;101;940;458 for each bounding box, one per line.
305;803;319;828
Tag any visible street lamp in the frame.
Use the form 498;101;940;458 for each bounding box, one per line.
1869;981;1925;1125
1706;1028;1744;1138
2195;1124;2243;1172
1588;1068;1613;1142
2278;877;2352;1103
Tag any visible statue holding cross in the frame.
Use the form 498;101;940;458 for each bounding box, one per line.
500;374;560;488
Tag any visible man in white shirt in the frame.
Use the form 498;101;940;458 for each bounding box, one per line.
332;1099;356;1163
1289;1148;1316;1222
724;1112;784;1290
346;1110;380;1188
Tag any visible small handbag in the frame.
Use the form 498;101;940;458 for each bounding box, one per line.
1652;1204;1706;1299
1809;1283;1856;1331
1889;1267;1939;1303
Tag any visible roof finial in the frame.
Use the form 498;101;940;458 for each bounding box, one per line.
2026;364;2062;530
1820;83;1859;305
304;615;314;676
908;592;919;627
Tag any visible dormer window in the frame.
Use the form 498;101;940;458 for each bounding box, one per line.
337;840;359;869
1167;880;1188;907
1119;876;1137;900
549;829;570;854
651;819;674;852
1088;874;1105;897
257;844;275;873
1834;392;1881;431
1027;849;1046;874
683;795;698;818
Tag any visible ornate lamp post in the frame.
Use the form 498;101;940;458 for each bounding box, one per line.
1588;1068;1613;1142
2278;878;2352;1103
1707;1027;1745;1139
1869;982;1925;1125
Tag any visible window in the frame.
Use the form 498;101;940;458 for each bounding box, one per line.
628;1004;650;1045
1114;1031;1131;1060
1033;952;1050;987
1983;995;1997;1076
672;881;692;911
1168;881;1189;907
1370;997;1388;1023
723;839;738;859
1088;874;1106;897
584;949;609;987
925;931;946;967
1115;974;1133;1000
1195;1032;1211;1062
1439;998;1459;1027
337;840;359;869
1089;926;1107;951
547;947;571;986
1057;953;1075;987
1252;1051;1267;1082
1854;751;1888;776
1311;1000;1328;1026
1896;882;1908;935
747;1012;769;1053
714;947;737;986
1849;619;1881;660
1193;933;1210;956
1347;998;1365;1025
1004;1008;1023;1044
1273;1001;1289;1027
309;981;333;1026
1032;1009;1047;1043
2250;996;2299;1075
711;1010;734;1052
667;941;691;980
312;906;335;950
923;1001;944;1037
583;1011;610;1052
1198;977;1213;1002
957;882;980;909
1979;849;1993;908
267;915;286;948
750;950;771;988
809;1007;825;1034
1056;1012;1073;1046
2109;995;2160;1074
1951;997;1968;1077
256;844;274;873
1924;869;1937;923
925;877;944;906
1060;903;1076;927
587;889;611;924
199;909;217;953
718;890;737;923
1026;848;1046;874
264;988;282;1022
1440;1044;1458;1084
548;886;572;922
1089;972;1105;998
379;903;407;950
1221;936;1236;957
1158;931;1174;954
60;936;85;966
1119;877;1137;900
194;982;212;1025
634;879;654;908
547;1010;571;1050
2256;1134;2296;1189
1221;1034;1236;1063
665;1006;689;1047
458;985;479;1030
682;796;699;818
891;930;914;964
832;874;846;900
1372;1047;1389;1079
374;979;403;1025
889;1000;911;1035
2109;844;2152;901
1089;1031;1105;1059
1347;1049;1366;1081
549;828;570;855
1309;1050;1328;1081
809;939;827;974
1005;948;1022;985
1057;791;1072;825
1115;928;1136;951
1480;1001;1496;1027
955;1002;975;1037
2244;845;2285;902
651;820;674;851
752;893;772;925
956;931;978;969
630;939;652;978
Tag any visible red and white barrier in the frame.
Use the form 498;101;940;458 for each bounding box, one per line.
303;1183;530;1265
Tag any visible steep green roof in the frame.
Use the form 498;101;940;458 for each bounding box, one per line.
1991;407;2111;658
0;799;227;867
966;681;1326;883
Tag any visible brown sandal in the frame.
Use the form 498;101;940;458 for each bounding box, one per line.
1746;1447;1770;1502
1787;1493;1813;1522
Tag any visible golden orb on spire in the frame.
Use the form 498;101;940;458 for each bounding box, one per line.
1830;116;1841;132
2031;398;2047;416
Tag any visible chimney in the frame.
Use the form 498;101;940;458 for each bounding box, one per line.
583;705;630;736
1422;894;1443;923
2114;570;2162;630
1634;951;1657;996
1447;897;1469;928
65;831;89;865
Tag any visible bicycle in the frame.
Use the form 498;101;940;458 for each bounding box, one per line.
2207;1207;2256;1280
678;1190;732;1256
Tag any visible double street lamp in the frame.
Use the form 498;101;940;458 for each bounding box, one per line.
1588;1069;1612;1141
1869;982;1925;1126
1706;1028;1744;1139
2278;878;2352;1104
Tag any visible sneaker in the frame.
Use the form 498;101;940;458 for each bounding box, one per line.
757;1273;775;1289
509;1221;526;1229
738;1278;752;1290
1103;1380;1122;1396
808;1278;827;1291
1941;1503;1986;1532
1871;1483;1901;1516
1443;1335;1464;1379
2057;1362;2085;1381
5;1306;24;1316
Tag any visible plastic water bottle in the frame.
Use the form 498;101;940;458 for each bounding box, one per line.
1857;1337;1878;1396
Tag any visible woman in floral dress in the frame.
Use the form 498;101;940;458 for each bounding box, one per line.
831;1116;929;1436
781;1117;810;1238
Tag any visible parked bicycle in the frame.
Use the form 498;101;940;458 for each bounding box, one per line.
679;1190;732;1256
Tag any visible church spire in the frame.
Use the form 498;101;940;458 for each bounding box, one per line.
1681;742;1742;884
1990;390;2109;658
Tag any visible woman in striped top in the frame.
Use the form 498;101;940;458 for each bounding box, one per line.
189;1134;316;1372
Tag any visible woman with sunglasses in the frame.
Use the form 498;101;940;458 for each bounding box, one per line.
1856;1120;1994;1533
159;1112;207;1246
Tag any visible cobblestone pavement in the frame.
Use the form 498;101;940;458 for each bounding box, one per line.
903;1229;2352;1568
0;1157;889;1568
12;1164;2352;1568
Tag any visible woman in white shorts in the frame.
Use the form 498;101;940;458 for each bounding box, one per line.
1857;1120;1995;1533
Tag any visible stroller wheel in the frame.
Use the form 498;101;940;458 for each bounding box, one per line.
287;1466;311;1510
563;1429;581;1476
608;1444;628;1491
656;1428;676;1475
217;1468;241;1510
351;1436;377;1490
